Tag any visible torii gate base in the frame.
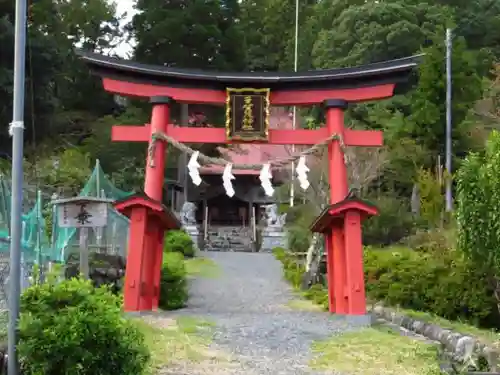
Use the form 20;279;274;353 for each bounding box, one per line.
310;196;378;318
114;194;180;311
79;50;419;314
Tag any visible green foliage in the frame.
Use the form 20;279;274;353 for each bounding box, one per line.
312;1;448;68
18;278;150;375
273;247;304;288
274;242;499;329
456;131;500;303
303;284;329;310
363;195;416;246
159;252;188;310
132;0;245;70
273;247;328;308
81;107;151;192
364;247;497;327
406;37;484;160
164;230;195;258
402;228;456;258
36;148;92;195
285;203;315;253
287;225;311;254
416;168;444;228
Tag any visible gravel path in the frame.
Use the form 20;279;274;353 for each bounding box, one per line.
163;251;367;375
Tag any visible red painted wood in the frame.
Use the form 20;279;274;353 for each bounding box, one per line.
332;226;348;314
327;107;349;202
344;129;383;147
114;196;179;313
324;233;335;313
112;124;329;145
152;226;164;311
111;126;150;142
270;84;396;106
123;207;147;312
140;223;156;310
327;106;349;316
103;78;226;104
113;196;181;230
328;201;379;218
144;104;170;201
103;77;396;105
111;124;383;147
344;211;367;315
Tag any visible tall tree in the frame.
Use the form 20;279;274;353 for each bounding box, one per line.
312;0;449;68
405;36;483;159
240;0;317;71
131;0;245;70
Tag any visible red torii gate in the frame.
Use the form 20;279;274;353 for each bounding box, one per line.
80;52;420;315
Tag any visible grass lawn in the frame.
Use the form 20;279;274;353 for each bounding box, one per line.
291;288;500;348
286;298;324;312
310;326;442;375
185;257;220;278
135;315;221;374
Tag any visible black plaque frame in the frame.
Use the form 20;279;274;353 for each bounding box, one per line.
225;88;270;141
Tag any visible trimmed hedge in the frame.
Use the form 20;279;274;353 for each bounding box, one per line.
364;247;498;327
164;230;195;258
159;251;188;310
274;246;499;329
18;278;149;375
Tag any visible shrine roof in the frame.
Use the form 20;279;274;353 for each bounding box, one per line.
79;51;422;92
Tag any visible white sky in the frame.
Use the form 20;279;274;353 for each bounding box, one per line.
113;0;137;58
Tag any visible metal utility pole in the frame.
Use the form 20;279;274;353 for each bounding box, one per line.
290;0;299;207
445;28;453;212
8;0;27;373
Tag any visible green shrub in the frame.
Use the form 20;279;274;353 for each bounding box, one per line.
18;278;149;375
284;203;317;227
273;247;328;309
272;247;287;261
273;247;304;287
456;131;500;317
364;246;497;327
275;244;499;328
303;284;328;310
401;228;456;257
159;252;188;310
164;230;195;258
363;195;416;246
287;225;311;254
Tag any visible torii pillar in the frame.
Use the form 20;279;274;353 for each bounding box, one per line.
322;99;381;316
118;96;173;312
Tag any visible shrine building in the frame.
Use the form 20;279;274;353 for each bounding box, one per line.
185;107;294;252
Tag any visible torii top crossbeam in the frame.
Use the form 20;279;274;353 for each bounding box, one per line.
79;51;421;146
80;51;420;106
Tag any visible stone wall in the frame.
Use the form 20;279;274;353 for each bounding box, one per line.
65;252;125;293
372;303;500;371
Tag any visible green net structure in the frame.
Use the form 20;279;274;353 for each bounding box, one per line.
0;175;53;262
0;161;133;311
51;161;134;262
0;160;134;263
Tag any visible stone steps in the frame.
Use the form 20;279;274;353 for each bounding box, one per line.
204;225;254;252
